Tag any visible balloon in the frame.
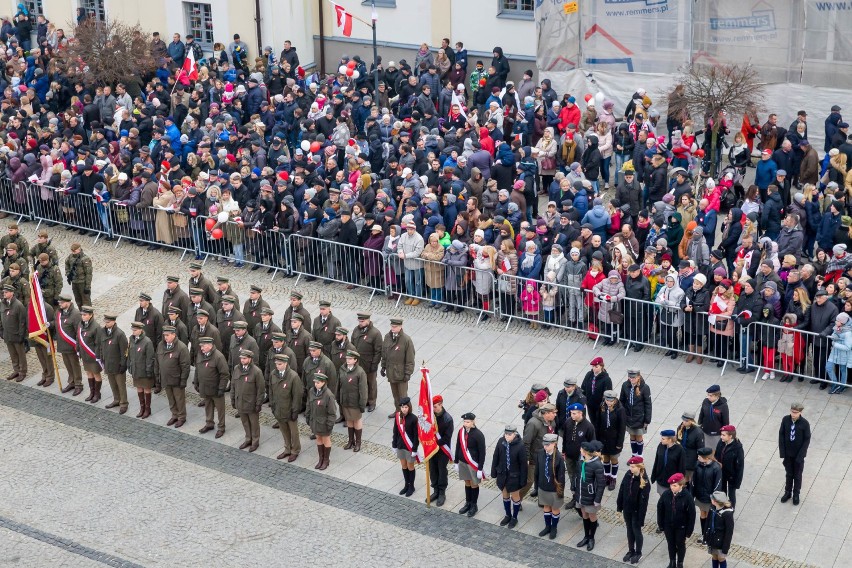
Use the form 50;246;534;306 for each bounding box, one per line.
351;70;360;79
479;78;486;87
695;149;705;158
211;228;224;240
310;141;321;153
217;211;229;223
338;65;348;75
300;140;311;152
584;94;593;103
345;68;354;77
204;218;216;231
594;92;605;106
347;60;357;69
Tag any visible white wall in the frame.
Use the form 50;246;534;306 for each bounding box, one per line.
451;2;535;60
261;0;315;69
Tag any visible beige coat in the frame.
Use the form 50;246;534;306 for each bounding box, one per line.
421;243;446;289
153;189;175;244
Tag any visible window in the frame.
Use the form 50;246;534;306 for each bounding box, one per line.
362;0;395;7
78;0;105;22
498;0;534;19
21;0;43;17
184;2;214;51
804;2;852;62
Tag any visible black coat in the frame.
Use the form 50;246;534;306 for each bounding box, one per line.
692;461;722;503
491;435;528;492
391;411;420;453
714;438;745;487
650;443;686;487
534;449;566;493
616;472;651;522
581;369;612;419
676;424;705;471
555;387;588;428
699;397;730;436
434;409;454;459
778;415;810;461
572;456;606;506
704;507;735;554
619;379;652;429
561;417;596;460
595;402;627;455
683;285;710;336
657;488;696;535
454;426;487;472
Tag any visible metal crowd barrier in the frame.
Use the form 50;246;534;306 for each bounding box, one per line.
0;178;30;221
31;185;112;242
289;234;386;301
745;320;839;387
109;203;196;258
195;215;290;279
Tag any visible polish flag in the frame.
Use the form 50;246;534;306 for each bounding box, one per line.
178;46;199;85
332;3;353;37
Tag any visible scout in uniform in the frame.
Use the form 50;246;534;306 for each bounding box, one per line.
562;402;596;501
381;317;415;418
0;283;27;381
216;294;246;364
596;390;627;491
232;349;265;452
128;321;156;418
253;307;280;374
455;412;487;517
34;252;62;307
657;473;695;568
64;242;92;309
228;320;259;368
351;311;382;412
694;447;723;545
155;325;191;428
305;372;337;470
573;440;606;550
77;305;103;403
269;353;303;461
779;402;810;505
165;306;189;345
338;350;367;452
29;229;59;267
100;313;129;413
536;433;566;539
329;326;354;372
651;429;686;496
620;369;652;457
281;291;311;329
430;395;454;507
311;300;341;355
33;301;56;387
286;313;312;378
214;276;240;311
193;337;229;438
162;275;191;327
188;262;217;306
677;410;705;482
705;491;735;568
56;294;84;396
491;424;528;529
715;425;745;508
188;287;215;321
392;396;420;497
242;284;270;333
617;456;651;565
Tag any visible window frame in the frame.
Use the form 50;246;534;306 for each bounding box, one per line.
497;0;534;21
77;0;106;22
184;1;214;52
22;0;43;17
362;0;396;7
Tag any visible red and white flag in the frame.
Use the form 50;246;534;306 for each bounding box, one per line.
178;46;199;85
416;366;439;462
28;273;51;349
331;2;354;37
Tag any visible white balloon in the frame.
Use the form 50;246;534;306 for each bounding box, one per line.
300;140;311;152
594;92;605;106
217;211;229;223
351;70;360;79
339;65;348;75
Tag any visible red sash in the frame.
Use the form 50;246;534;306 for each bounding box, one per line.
436;429;453;460
57;315;77;348
77;326;103;367
396;413;420;463
458;427;484;477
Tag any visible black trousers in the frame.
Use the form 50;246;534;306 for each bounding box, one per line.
783;457;805;495
429;452;450;491
624;511;644;554
664;527;687;563
720;477;738;508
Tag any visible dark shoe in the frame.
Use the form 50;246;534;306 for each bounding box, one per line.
105;401;120;409
500;515;511;526
239;440;251;450
737;366;752;374
550;526;558;540
466;503;478;517
287;454;298;462
61;383;75;393
277;451;291;460
197;400;206;407
435;492;445;507
529;489;538;498
664;350;674;357
248;443;258;452
454;307;463;313
670;352;678;359
309;434;316;440
586;538;595;550
780;492;791;503
630;553;641;564
272;422;280;429
251;265;260;271
335;416;345;424
623;552;635;562
442;306;452;313
37;377;46;386
820;383;829;390
405;484;415;497
215;430;225;439
793;495;800;505
633;345;643;352
607;477;617;491
399;483;408;496
507;518;517;529
716;361;724;368
153;385;162;394
366;404;375;412
119;406;127;414
810;379;819;384
72;386;83;396
459;502;471;515
199;424;214;434
429;489;439;502
174;419;185;428
387;413;396;419
167;417;178;426
576;537;590;548
539;527;551;537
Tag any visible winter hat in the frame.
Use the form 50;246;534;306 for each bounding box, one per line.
498;189;510;199
794;192;804;204
608;270;620;279
694;273;707;285
508;202;519;213
570;247;580;256
662;194;675;204
534;390;548;403
834;244;847;255
451;240;465;250
693;226;704;236
474;229;485;239
838;313;851;324
705;178;716;189
713;266;728;277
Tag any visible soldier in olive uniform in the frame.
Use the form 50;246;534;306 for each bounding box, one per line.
0;283;27;381
0;223;29;258
282;291;311;329
229;320;259;367
286;313;312;377
242;284;269;332
339;350;368;452
128;321;156;419
162;276;191;327
265;331;296;410
155;325;191;427
29;230;59;267
311;300;341;356
188;287;215;321
215;276;240;311
253;306;280;374
306;372;337;470
65;243;92;309
194;336;229;437
217;294;246;365
33;302;56;387
34;253;62;307
329;327;354;371
135;293;163;391
381;317;416;418
77;305;104;403
3;243;29;279
232;349;265;451
100;313;129;413
189;309;221;360
56;294;84;396
1;263;29;306
269;353;303;461
351;312;382;413
165;306;189;345
188;262;217;306
303;340;338;412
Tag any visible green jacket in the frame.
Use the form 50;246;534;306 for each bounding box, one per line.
64;252;92;287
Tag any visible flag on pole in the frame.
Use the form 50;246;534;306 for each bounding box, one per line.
28;273;50;349
416;366;439;462
177;44;199;85
331;2;354;37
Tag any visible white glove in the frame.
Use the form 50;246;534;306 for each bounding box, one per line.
477;470;485;480
454;463;459;473
411;452;417;459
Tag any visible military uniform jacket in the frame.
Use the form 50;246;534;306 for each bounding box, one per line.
253;321;281;369
302;353;338;395
524;409;557;459
55;306;81;354
329;338;354;370
3;254;29;278
305;385;337;436
165;317;189;345
595;403;627;455
0;297;26;342
714;439;745;487
216;308;246;361
490;436;528;492
193;348;229;398
286;327;312;375
282;304;311;330
35;263;62;306
154;340;191;388
127;333;156;378
162;286;191;327
338;364;367;410
189;273;218;306
30;241;59;266
269;367;303;422
381;331;415;383
677;424;706;471
556;388;588;428
64;252;92;287
435;410;454;459
189;322;222;361
232;363;265;413
620;379;653;430
265;344;297;382
215;285;240;312
190;300;216;320
135;306;164;347
311;313;341;354
1;234;29;258
242;297;270;333
99;325;128;374
76;320;103;364
228;333;260;369
1;275;29;306
392;411;420;452
351;323;383;374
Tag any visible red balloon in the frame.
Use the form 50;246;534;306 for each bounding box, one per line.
310;141;321;153
584;94;593;103
479;78;486;86
211;228;224;240
204;218;216;231
345;68;354;77
695;148;705;158
347;60;357;69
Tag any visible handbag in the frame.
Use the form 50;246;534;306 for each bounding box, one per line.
498;278;510;293
541;156;557;171
115;206;129;223
608;307;624;325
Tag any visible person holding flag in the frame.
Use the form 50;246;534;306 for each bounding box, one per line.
56;294;84;396
392;396;420;497
77;305;104;404
429;394;454;507
28;271;56;388
491;424;528;529
1;283;28;381
455;411;486;517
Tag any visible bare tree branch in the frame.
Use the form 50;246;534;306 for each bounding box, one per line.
58;20;156;86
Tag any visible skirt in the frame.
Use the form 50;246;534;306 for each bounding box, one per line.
538;489;563;508
395;448;417;463
341;406;362;421
627;427;646;436
695;499;712;513
133;376;155;389
709;549;727;560
458;462;479;485
580;503;601;515
84;361;103;373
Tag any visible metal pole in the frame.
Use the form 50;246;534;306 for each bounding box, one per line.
425;456;431;507
372;1;379;97
254;0;263;56
318;0;326;76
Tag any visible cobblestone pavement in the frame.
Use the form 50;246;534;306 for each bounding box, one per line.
0;221;842;567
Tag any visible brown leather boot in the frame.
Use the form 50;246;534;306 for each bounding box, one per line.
695;346;704;364
354;429;362;452
153;381;161;394
85;378;95;401
685;345;695;363
314;446;325;469
343;427;355;450
319;446;330;470
90;381;102;403
136;392;145;418
141;393;152;419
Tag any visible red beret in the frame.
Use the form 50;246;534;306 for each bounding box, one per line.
432;395;443;404
161;160;170;170
720;425;736;433
627;456;644;465
534;390;548;403
668;473;685;484
590;356;604;366
277;171;290;181
661;253;672;261
226;153;236;162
